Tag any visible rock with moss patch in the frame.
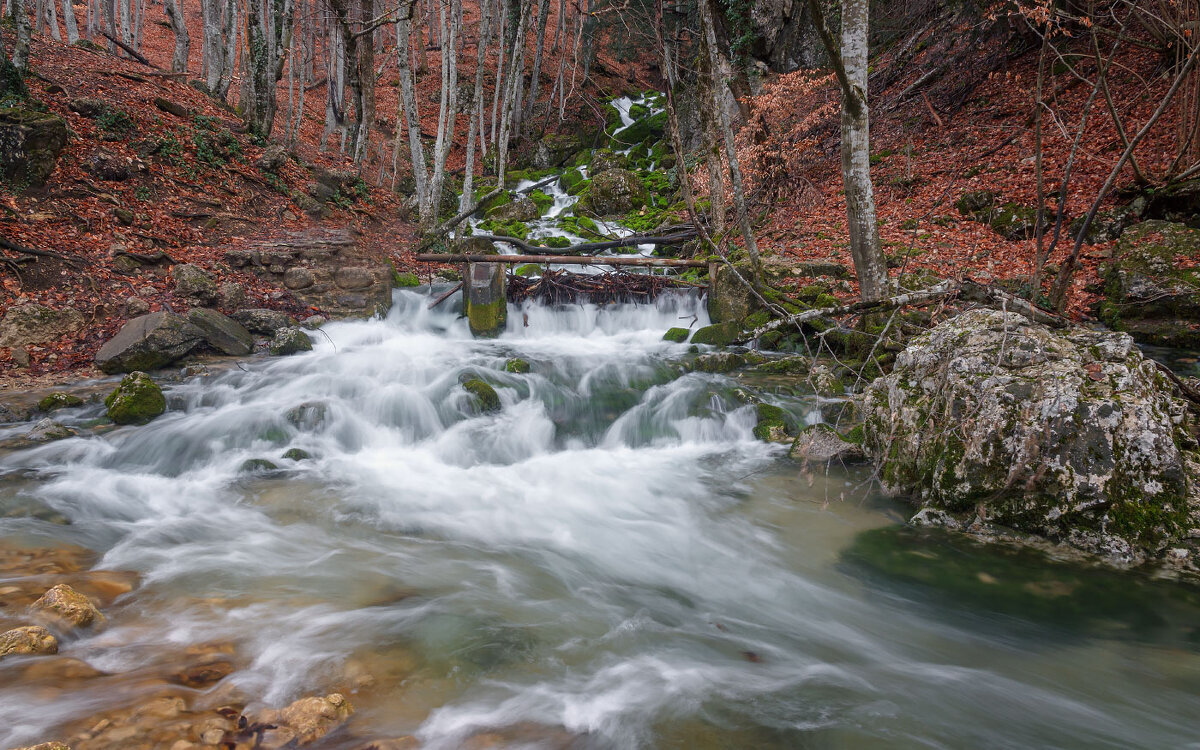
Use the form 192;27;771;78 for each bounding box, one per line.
171;263;218;305
580;169;648;216
504;358;530;374
589;149;627;173
393;271;420;287
26;419;76;443
269;327;313;356
94;311;206;374
282;448;311;461
461;378;501;413
663;327;690;343
753;403;792;442
863;308;1199;567
105;371;166;425
0;304;84;348
37;392;83;413
240;458;279;473
690;321;740;347
0;107;69;188
1100;220;1200;346
560;169;588;195
694;352;747;373
707;262;760;323
486;197;541;222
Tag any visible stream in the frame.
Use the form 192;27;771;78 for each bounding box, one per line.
2;290;1200;749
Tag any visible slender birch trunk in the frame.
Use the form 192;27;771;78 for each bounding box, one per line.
164;0;189;73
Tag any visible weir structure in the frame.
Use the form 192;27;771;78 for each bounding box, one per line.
415;254;717;337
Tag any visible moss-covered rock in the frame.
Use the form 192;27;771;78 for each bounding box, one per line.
269;327;313;356
0;107;69;188
393;270;420;287
104;371;166;425
560;168;587;195
955;191;1049;240
610;111;667;148
528;189;554;215
37;392;83;412
580;169;648;216
663;327;690;343
504;358;530;373
752;403;791;442
1100;220;1200;346
589;149;627;173
790;423;865;463
690;321;740;347
707;262;760;323
282;448;311;461
461;378;501;413
862;309;1199;568
486;196;541;222
240;458;279;473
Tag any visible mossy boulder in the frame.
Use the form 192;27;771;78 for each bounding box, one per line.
486;196;541;222
1143;178;1200;227
527;189;554;215
532;132;583;169
707;262;759;323
104;371;166;425
1100;220;1200;346
610;111;667;148
790;423;865;464
690;321;740;347
589;149;627;173
282;448;311;461
863;309;1199;568
956;191;1049;241
663;327;690;343
752;403;792;442
560;168;587;195
240;458;279;473
37;392;83;412
461;378;501;413
581;169;648;216
504;358;530;373
269;327;313;356
393;271;420;287
0;107;69;187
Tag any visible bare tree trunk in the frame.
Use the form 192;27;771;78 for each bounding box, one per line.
13;0;32;70
459;0;492;213
397;0;427;199
805;0;887;301
423;0;460;224
61;0;80;43
164;0;189;73
322;14;346;151
244;0;295;139
45;0;62;41
698;0;760;284
216;0;239;100
522;0;548;127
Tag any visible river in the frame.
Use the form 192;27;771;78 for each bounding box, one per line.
1;290;1199;749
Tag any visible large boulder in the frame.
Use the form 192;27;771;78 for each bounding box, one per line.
269;327;313;356
863;309;1199;566
105;371;166;424
580;169;648;216
1142;178;1200;227
588;149;627;174
187;308;253;355
0;107;69;187
532;133;583;169
610;112;666;148
95;311;205;373
1100;220;1200;346
707;262;758;323
486;196;541;222
232;308;295;335
0;304;84;347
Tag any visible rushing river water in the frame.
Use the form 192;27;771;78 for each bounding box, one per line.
2;291;1200;750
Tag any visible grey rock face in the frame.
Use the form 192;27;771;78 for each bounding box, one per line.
863;309;1198;565
232;308;294;335
171;264;218;305
268;327;313;356
0;107;69;187
0;304;84;347
94;311;205;373
790;424;865;464
187;308;254;355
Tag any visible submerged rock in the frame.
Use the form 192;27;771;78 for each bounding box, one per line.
504;358;531;374
30;583;105;631
256;693;353;748
0;625;59;659
790;423;865;464
863;309;1199;566
95;311;205;373
25;418;76;442
105;371;166;425
462;378;501;413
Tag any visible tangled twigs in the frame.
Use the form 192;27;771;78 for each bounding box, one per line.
507;269;694;305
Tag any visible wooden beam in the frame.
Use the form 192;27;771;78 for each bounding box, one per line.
415;253;710;268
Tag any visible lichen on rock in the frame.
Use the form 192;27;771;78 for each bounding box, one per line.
0;625;58;659
30;583;106;631
862;308;1199;567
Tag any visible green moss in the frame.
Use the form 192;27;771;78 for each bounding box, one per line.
538;236;572;249
663;327;690;343
282;448;311;461
515;263;542;277
477;218;529;239
467;297;506;338
37;392;83;412
393;271;420;287
462;378;501;413
240;458;279;473
528;189;554;215
753;403;790;441
504;358;531;373
558;215;604;239
690;322;740;346
104;372;166;425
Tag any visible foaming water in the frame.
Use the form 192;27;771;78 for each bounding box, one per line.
1;291;1199;749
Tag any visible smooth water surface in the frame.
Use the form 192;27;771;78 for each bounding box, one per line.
1;291;1198;749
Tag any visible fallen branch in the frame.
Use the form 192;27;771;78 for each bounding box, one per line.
428;282;462;309
477;230;697;256
0;237;84;267
515;174;560;194
416;188;506;251
737;280;960;342
1152;360;1200;408
99;30;153;67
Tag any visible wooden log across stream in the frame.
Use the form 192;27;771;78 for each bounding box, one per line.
415;253;712;269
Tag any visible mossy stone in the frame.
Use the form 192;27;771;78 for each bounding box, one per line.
282;448;311;461
462;378;501;413
104;371;166;425
393;271;420;287
504;358;530;374
690;321;740;347
37;392;83;412
240;458;279;473
663;327;690;343
752;402;791;442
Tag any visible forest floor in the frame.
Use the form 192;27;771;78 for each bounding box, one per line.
0;10;1183;385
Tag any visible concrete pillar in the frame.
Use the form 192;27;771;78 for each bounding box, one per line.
465;259;507;338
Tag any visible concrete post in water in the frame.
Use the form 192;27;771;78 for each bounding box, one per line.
465;257;507;338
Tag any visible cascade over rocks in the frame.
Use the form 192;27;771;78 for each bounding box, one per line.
94;311;205;373
863;309;1199;567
